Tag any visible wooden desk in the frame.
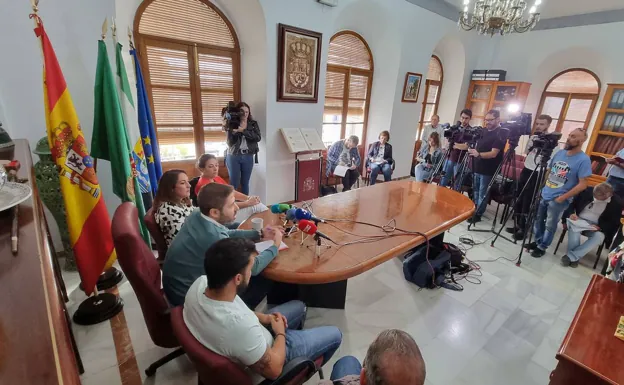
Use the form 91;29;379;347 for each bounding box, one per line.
0;140;81;384
240;181;474;307
550;275;624;385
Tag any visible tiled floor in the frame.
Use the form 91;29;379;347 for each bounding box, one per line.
64;202;598;385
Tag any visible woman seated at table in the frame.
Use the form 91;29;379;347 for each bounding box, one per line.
194;153;268;223
366;130;393;185
414;132;443;182
153;169;194;246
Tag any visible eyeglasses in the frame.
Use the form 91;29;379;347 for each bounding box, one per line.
484;118;496;122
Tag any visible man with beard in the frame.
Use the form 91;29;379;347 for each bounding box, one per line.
163;183;282;308
183;238;342;384
527;128;592;258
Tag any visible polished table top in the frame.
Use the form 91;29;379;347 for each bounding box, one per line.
239;181;475;284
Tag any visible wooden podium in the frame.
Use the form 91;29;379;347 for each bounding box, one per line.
280;128;326;201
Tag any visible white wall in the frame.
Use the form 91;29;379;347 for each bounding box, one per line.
0;0;119;215
475;21;624;150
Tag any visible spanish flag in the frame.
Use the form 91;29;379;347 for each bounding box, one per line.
33;15;116;295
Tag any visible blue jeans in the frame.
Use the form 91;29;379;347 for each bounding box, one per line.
567;230;605;262
414;163;433;182
473;173;493;217
267;301;342;364
226;153;254;195
369;163;392;185
440;160;463;188
330;356;362;381
533;199;570;251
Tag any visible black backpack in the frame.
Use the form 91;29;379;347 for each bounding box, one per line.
402;241;468;291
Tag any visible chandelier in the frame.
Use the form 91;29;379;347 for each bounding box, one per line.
459;0;542;35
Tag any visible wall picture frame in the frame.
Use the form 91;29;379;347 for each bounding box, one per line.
277;23;322;103
402;72;422;103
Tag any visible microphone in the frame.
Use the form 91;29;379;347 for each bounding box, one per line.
294;208;325;223
297;220;333;242
270;203;292;214
285;208;297;222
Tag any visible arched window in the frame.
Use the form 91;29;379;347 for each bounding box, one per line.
418;55;444;138
322;31;374;148
134;0;241;167
536;69;600;142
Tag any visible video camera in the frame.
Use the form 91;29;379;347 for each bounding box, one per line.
224;101;244;131
443;122;461;140
502;113;532;146
462;126;484;144
530;131;562;152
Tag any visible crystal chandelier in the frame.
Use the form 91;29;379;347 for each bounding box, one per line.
459;0;542;35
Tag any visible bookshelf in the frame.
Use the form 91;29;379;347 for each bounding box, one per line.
587;84;624;185
465;81;531;127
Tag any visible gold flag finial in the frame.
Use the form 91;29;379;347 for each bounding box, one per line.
30;0;39;13
111;17;117;38
101;18;108;39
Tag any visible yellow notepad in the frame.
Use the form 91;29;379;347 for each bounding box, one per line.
615;316;624;341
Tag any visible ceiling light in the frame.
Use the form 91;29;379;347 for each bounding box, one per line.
459;0;542;36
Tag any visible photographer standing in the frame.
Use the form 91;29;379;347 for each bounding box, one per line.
506;114;554;239
527;128;592;258
226;102;261;195
467;110;507;224
440;109;472;188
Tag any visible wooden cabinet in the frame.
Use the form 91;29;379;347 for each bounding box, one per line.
586;84;624;185
465;81;531;127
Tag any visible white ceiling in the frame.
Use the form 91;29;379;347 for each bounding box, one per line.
443;0;624;19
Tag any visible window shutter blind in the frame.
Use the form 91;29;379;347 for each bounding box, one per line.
328;33;372;70
139;0;235;48
427;57;442;82
137;0;240;162
546;70;599;94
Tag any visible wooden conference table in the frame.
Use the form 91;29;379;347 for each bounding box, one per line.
239;180;474;308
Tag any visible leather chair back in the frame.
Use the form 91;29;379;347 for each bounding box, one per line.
145;206;168;260
112;203;178;348
170;306;252;385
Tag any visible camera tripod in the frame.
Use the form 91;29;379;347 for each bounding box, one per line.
426;139;471;193
466;135;520;235
489;145;555;266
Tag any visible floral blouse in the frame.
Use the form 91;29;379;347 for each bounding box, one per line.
154;202;194;246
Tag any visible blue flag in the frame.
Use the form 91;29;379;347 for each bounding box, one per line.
130;48;162;195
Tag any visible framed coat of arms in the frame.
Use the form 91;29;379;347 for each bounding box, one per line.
277;24;322;103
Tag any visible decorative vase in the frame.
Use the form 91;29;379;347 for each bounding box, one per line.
33;137;76;271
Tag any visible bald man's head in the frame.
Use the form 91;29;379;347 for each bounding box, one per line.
565;128;588;150
361;330;426;385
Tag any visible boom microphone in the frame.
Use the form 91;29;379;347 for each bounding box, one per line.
294;208;325;223
270;203;292;214
297;220;333;242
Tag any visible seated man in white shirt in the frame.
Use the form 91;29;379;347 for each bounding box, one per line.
183;238;342;384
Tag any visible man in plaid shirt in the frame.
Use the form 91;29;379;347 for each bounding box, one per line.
326;135;361;192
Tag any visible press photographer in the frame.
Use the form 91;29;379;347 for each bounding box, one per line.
440;109;472;188
467;109;508;224
223;101;262;195
506;114;555;239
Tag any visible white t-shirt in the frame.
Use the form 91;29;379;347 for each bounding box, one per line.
524;135;560;171
183;276;273;384
373;144;385;164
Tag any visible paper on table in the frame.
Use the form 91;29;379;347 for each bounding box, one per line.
280;128;309;153
300;128;326;151
255;240;289;253
333;165;348;177
566;217;597;232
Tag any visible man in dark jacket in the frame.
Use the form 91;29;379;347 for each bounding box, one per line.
560;182;622;267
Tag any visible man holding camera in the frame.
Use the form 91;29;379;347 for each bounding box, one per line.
527;128;592;258
467;110;507;224
506;114;554;239
440;109;472;188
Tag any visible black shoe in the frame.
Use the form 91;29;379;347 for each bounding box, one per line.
531;248;545;258
505;226;517;234
468;215;482;224
525;242;538;251
513;231;525;241
561;255;578;268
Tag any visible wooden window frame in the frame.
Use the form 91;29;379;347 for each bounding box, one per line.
133;0;241;174
535;68;600;137
417;55;444;139
323;31;374;163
